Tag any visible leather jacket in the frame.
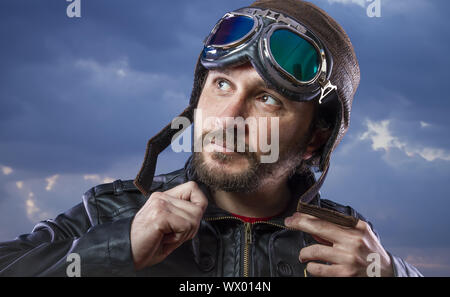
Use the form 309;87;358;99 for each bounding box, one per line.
0;159;422;277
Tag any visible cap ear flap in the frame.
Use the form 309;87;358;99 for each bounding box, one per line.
315;92;342;172
135;53;209;197
134;106;195;197
189;57;210;108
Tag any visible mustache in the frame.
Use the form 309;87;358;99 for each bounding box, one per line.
200;128;255;154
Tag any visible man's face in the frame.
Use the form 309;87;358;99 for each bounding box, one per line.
192;62;317;193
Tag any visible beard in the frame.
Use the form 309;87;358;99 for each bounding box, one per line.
191;131;310;193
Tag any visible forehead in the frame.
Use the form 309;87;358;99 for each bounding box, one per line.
209;62;261;79
207;62;272;91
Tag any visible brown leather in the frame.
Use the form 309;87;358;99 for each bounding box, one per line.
297;202;359;228
134;106;194;197
297;161;329;205
249;0;361;156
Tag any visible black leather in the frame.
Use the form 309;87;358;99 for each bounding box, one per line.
0;161;422;277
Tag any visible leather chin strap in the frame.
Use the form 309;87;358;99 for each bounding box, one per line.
296;160;329;208
134;106;194;198
295;156;359;227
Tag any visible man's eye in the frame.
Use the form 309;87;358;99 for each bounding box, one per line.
260;95;281;106
217;80;231;91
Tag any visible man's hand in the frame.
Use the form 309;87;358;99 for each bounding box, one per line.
130;181;208;270
284;212;394;277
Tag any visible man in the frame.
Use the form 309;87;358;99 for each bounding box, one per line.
0;0;421;277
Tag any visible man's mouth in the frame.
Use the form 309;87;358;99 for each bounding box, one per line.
208;140;236;153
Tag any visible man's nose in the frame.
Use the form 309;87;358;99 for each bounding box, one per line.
215;91;248;119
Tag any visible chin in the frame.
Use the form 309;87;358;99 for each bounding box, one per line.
192;151;261;193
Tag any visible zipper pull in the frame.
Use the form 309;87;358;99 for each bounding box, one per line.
245;222;252;244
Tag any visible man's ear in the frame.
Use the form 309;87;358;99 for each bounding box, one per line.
302;128;332;161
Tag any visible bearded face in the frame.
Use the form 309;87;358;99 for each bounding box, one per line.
192;63;317;193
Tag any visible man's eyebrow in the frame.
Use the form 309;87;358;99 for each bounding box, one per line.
212;68;271;89
250;75;276;93
255;78;271;90
211;68;232;77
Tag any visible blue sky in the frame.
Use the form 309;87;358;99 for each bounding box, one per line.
0;0;449;276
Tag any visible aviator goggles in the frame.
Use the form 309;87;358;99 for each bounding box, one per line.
201;7;338;103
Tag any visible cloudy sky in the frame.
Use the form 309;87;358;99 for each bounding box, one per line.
0;0;449;276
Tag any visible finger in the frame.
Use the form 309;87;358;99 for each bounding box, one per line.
300;244;355;265
285;212;357;244
147;193;201;242
164;181;208;210
163;211;196;243
159;233;187;259
355;219;375;236
153;197;200;240
306;262;351;277
311;235;332;246
153;192;204;218
152;193;203;240
162;232;183;244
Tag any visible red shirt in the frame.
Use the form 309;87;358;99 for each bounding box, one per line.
230;212;277;223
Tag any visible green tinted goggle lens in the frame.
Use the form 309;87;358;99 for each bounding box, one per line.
269;29;321;82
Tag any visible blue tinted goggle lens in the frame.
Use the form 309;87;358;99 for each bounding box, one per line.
209;15;255;46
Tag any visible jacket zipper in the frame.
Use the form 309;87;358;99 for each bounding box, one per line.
243;222;252;277
204;216;292;277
